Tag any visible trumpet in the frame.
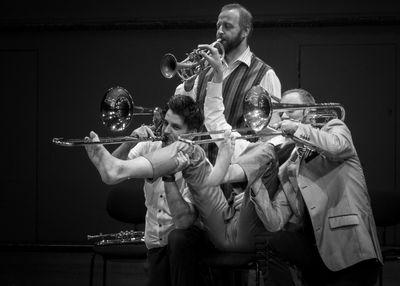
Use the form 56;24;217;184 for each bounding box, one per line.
179;85;345;146
87;230;145;246
52;86;164;147
160;39;225;82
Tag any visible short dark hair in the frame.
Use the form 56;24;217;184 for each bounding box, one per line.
282;88;316;104
221;3;253;38
166;94;204;131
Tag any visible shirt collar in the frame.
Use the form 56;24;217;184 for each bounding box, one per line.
222;46;252;68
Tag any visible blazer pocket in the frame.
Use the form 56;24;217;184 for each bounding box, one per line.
328;214;359;229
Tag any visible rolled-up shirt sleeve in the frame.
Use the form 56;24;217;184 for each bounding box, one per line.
204;81;250;160
260;69;281;101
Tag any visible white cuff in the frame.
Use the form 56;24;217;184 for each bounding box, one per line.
206;82;223;98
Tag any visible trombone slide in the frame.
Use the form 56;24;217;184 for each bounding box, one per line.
52;136;164;147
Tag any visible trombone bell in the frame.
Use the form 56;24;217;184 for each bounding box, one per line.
101;86;135;132
100;86;157;132
243;85;345;131
53;86;163;147
243;85;273;132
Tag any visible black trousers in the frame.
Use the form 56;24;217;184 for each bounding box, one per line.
264;231;381;286
146;225;208;286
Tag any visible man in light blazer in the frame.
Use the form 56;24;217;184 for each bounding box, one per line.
251;88;383;286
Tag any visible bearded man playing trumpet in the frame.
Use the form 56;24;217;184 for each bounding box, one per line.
175;3;281;170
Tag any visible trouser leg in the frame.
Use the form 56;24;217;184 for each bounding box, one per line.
263;231;381;286
234;191;270;252
323;259;380;286
263;231;324;286
188;184;232;250
146;247;171;286
167;225;210;286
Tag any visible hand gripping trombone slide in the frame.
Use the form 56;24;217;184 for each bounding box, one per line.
177;85;345;149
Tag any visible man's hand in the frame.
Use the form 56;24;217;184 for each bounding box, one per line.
198;44;224;83
132;125;155;139
172;151;191;174
232;192;244;211
273;120;300;136
218;130;235;163
164;140;194;156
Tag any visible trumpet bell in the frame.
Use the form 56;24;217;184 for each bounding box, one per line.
160;53;178;79
160;39;225;82
100;86;134;132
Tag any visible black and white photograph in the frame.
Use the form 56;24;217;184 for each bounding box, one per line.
1;1;399;285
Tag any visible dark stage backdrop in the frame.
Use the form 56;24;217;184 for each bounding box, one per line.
0;0;399;244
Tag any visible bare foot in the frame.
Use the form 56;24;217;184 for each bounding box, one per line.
84;131;113;183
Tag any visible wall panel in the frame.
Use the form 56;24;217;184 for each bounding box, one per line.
0;50;38;242
300;43;397;193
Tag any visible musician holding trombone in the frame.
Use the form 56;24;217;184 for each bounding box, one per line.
85;95;234;286
199;44;383;286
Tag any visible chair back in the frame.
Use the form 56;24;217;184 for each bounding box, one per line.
106;179;146;224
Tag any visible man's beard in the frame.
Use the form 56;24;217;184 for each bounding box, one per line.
161;134;174;147
220;32;245;54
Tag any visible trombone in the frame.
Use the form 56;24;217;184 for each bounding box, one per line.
52;86;164;147
178;85;345;146
160;39;225;82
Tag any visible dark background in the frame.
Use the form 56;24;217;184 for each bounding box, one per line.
0;0;399;245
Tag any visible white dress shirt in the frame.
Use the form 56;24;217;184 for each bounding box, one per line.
128;141;193;249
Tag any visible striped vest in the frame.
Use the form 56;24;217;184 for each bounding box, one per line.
196;54;271;165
